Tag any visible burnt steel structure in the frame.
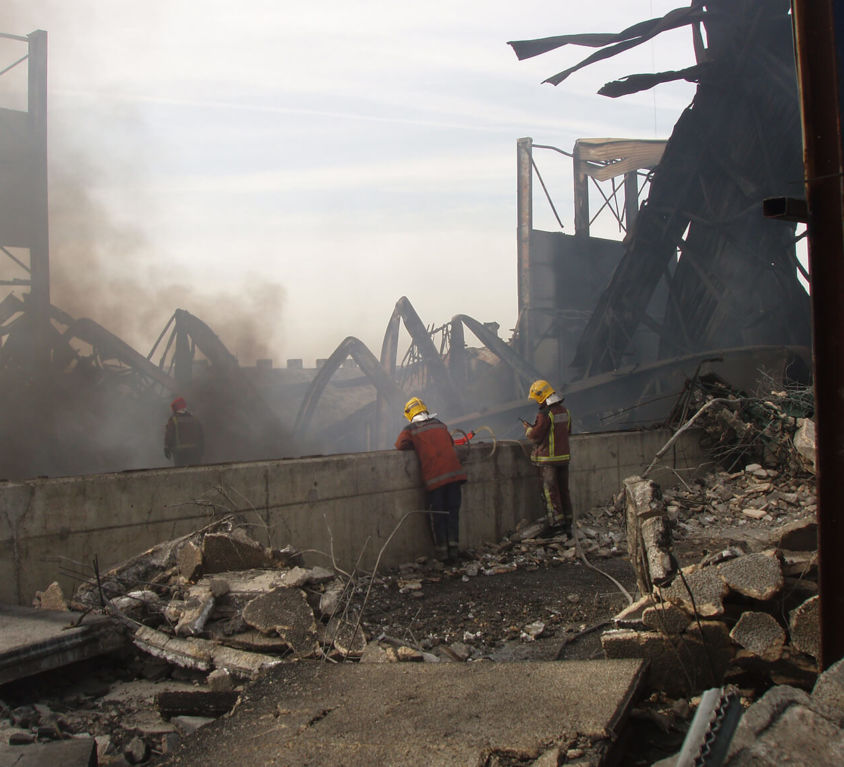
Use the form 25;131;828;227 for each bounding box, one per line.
509;0;811;381
0;31;50;367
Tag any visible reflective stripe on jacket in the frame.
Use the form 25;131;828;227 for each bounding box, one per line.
525;402;571;464
165;412;204;453
395;417;468;491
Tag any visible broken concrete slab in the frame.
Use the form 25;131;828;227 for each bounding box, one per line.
177;540;203;581
724;681;844;766
156;660;647;767
642;602;691;635
325;615;366;657
133;625;284;678
174;588;215;637
812;657;844;727
32;581;68;611
624;476;675;594
241;587;318;656
0;736;98;767
201;529;275;573
659;566;728;617
613;595;654;629
771;517;818;551
730;611;786;661
718;551;783;601
0;604;125;685
793;417;816;473
601;621;732;697
789;594;820;662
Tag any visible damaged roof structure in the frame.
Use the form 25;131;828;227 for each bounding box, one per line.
0;1;816;477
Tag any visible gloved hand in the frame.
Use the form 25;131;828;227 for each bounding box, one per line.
164;448;171;459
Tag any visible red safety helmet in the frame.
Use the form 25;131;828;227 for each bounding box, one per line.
171;396;187;412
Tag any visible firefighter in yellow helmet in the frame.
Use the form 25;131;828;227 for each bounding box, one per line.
395;396;467;562
523;380;573;535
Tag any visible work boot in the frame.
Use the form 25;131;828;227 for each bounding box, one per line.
447;541;460;564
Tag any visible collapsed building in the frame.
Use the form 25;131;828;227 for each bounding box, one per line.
1;2;842;764
0;0;813;479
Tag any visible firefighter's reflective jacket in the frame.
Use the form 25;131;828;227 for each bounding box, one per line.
525;402;571;464
395;417;467;491
164;411;205;464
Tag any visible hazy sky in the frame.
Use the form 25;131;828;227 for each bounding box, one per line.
0;1;697;365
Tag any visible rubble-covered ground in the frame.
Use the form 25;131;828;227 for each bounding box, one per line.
0;379;829;766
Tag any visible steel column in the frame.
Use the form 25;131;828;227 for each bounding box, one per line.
517;137;533;362
791;0;844;668
27;30;50;363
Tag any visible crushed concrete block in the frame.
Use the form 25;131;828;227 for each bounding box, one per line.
640;517;675;587
771;517;818;551
625;476;675;594
396;646;424;662
359;644;391;663
642;603;691;635
613;594;654;629
445;642;472;661
318;579;345;618
307;566;336;584
124;735;149;765
208;578;230;598
726;701;843;766
780;550;817;577
729;611;786;661
280;566;315;588
201;531;273;573
175;588;215;637
205;643;284;678
659;566;728;617
207;668;234;692
326;615;367;657
601;621;732;697
33;581;68;610
242;587;318;656
718;551;783;601
793;418;816;473
811;657;844;727
789;595;820;662
178;541;203;581
207;628;291;653
110;589;163;621
742;508;768;520
0;737;98;766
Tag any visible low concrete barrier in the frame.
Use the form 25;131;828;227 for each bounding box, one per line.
0;430;707;605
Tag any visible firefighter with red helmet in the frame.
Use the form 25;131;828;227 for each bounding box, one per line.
164;396;205;467
523;380;573;535
395;396;467;562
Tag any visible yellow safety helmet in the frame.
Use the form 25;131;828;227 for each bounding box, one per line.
403;396;428;421
528;379;555;404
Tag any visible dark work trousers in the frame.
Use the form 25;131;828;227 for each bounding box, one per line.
427;481;463;549
539;462;573;528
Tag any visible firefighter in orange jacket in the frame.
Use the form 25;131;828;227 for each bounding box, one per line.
395;396;467;562
164;396;205;467
523;380;573;535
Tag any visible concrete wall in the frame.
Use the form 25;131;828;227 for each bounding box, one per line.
0;430;708;605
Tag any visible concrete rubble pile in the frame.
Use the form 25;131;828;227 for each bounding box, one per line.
0;517;367;764
602;383;823;713
71;516;367;669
